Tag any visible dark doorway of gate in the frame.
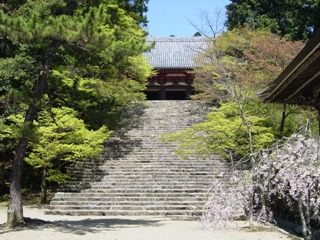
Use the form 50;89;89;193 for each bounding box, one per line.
145;90;189;100
145;91;160;100
165;90;186;100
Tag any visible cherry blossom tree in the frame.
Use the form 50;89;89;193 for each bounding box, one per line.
202;130;320;240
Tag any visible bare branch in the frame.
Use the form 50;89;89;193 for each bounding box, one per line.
188;8;226;41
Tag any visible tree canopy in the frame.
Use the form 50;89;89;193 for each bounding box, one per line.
165;29;318;162
225;0;320;41
0;0;151;228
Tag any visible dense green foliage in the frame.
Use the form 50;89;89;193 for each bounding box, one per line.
165;99;316;161
164;101;275;159
0;0;151;226
28;107;110;202
2;106;111;203
225;0;320;41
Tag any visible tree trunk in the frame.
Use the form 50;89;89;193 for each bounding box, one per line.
279;104;287;132
247;190;254;228
6;41;60;228
6;138;27;228
6;104;43;228
239;104;254;164
298;199;312;240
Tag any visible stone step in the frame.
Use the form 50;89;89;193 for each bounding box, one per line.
81;188;208;194
50;196;207;203
89;163;224;167
100;160;226;164
102;170;219;174
46;205;205;212
45;209;204;217
49;199;206;206
68;177;223;183
71;169;226;174
98;167;227;171
68;175;227;182
77;162;227;167
53;192;210;198
72;159;225;165
75;156;223;161
87;183;214;187
64;182;227;189
89;182;213;187
96;187;229;192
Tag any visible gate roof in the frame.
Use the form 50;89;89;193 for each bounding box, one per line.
144;37;208;69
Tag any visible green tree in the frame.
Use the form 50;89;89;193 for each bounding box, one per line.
0;0;151;228
2;107;110;204
164;101;275;161
25;107;110;204
195;29;303;156
225;0;320;41
166;29;312;163
192;29;303;102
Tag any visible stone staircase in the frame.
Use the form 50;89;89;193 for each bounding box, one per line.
47;101;230;217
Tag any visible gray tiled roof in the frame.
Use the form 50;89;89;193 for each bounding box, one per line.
144;37;208;69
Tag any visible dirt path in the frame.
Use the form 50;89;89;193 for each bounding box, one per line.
0;206;294;240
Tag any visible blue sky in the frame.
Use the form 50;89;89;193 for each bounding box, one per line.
146;0;231;37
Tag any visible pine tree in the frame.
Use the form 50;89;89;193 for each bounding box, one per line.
0;0;151;228
225;0;320;41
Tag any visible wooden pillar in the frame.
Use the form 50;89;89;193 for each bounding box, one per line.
160;87;165;100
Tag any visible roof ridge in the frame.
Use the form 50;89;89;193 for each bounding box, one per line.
147;37;207;41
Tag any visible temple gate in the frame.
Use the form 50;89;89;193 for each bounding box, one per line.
144;37;207;100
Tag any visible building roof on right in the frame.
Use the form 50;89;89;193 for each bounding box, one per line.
258;28;320;109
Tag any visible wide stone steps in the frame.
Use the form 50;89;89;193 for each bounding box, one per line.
46;209;205;217
48;101;229;217
63;184;230;191
76;160;226;166
48;204;205;209
62;178;224;186
73;161;224;167
50;196;207;203
68;171;226;177
103;170;219;174
99;165;225;170
51;192;208;198
47;205;204;211
71;168;223;173
89;182;213;187
65;181;229;188
81;189;207;194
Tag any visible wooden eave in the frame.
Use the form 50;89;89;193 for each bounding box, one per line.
148;68;194;85
259;28;320;107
